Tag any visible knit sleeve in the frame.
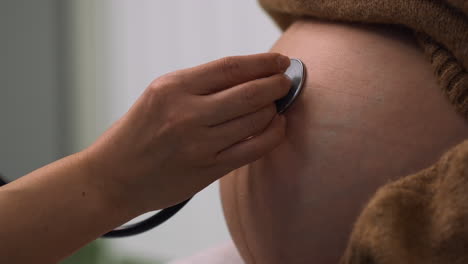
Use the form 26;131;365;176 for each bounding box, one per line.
340;139;468;264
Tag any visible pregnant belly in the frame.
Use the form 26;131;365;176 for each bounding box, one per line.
220;19;468;264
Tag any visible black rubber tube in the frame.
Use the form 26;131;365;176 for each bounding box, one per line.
102;198;191;238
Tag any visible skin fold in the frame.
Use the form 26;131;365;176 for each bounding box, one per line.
220;19;468;264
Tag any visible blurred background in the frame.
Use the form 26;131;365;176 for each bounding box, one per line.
1;0;280;263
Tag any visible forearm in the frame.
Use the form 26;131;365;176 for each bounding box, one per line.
0;152;135;263
0;52;291;263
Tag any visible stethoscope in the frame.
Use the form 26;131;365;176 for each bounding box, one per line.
0;58;306;238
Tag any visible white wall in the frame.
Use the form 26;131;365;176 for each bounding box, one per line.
0;0;62;180
71;1;281;262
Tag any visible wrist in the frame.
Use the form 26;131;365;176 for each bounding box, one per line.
74;149;142;222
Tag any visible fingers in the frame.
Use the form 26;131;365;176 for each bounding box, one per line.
203;73;291;125
210;104;277;150
183;53;290;95
215;114;286;172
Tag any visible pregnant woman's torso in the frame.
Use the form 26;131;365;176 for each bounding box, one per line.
220;19;468;264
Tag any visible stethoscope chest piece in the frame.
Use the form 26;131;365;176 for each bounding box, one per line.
275;58;306;114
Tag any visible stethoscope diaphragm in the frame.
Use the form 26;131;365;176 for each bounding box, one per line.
275;58;306;114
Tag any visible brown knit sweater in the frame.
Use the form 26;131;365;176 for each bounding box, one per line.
258;1;468;263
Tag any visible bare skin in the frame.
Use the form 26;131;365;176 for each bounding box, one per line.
0;53;292;264
220;19;468;264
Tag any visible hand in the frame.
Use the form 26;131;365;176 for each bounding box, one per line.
82;53;291;214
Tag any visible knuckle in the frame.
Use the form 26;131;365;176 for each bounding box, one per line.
264;104;277;119
278;73;292;87
163;105;194;131
252;114;271;132
247;115;262;133
268;52;282;59
163;112;181;133
166;112;181;128
152;71;185;91
143;82;172;116
150;74;170;89
249;107;274;133
252;53;277;73
256;105;275;125
270;53;284;70
221;56;241;82
169;110;196;130
242;84;262;110
277;74;292;95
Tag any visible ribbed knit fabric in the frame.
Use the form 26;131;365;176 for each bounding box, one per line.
342;139;468;264
256;1;468;263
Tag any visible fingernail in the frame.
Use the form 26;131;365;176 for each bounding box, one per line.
277;55;290;71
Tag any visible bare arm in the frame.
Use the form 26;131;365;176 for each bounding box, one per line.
0;53;291;263
0;153;134;263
